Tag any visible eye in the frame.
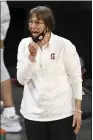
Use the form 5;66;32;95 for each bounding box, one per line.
36;21;40;25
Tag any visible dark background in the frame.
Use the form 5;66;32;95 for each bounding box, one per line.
4;1;92;78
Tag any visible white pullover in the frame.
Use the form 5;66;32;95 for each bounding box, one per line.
17;33;82;121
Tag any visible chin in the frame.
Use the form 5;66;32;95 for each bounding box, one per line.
32;34;39;37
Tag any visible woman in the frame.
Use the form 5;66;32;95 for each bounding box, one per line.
17;6;82;140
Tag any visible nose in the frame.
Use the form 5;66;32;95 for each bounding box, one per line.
30;22;37;29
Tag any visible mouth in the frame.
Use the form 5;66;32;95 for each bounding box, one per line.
31;31;39;37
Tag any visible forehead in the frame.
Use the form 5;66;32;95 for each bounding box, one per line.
30;14;43;21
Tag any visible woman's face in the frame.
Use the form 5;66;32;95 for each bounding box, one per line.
28;14;46;37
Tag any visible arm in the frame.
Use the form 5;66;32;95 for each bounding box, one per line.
16;39;40;85
63;41;82;134
63;41;82;101
72;82;82;110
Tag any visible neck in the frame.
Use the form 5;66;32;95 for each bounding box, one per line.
37;32;51;48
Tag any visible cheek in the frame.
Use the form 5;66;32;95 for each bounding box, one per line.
39;26;46;32
37;27;43;32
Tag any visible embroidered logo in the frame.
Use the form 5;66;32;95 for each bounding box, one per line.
39;35;43;40
51;53;55;59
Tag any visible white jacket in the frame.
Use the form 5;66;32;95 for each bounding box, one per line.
17;33;82;121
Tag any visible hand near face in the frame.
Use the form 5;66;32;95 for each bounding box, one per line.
28;42;39;62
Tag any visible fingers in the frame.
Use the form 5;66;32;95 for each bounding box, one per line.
74;119;81;134
72;115;82;135
29;42;39;50
29;46;36;53
28;42;39;56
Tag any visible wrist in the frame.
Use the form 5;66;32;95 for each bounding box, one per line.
74;109;82;114
75;99;82;111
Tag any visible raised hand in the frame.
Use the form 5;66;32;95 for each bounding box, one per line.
28;42;39;62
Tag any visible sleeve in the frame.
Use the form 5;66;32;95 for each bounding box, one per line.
63;41;82;100
1;2;10;40
16;39;40;86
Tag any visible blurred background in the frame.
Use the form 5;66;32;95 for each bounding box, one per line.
4;1;92;80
